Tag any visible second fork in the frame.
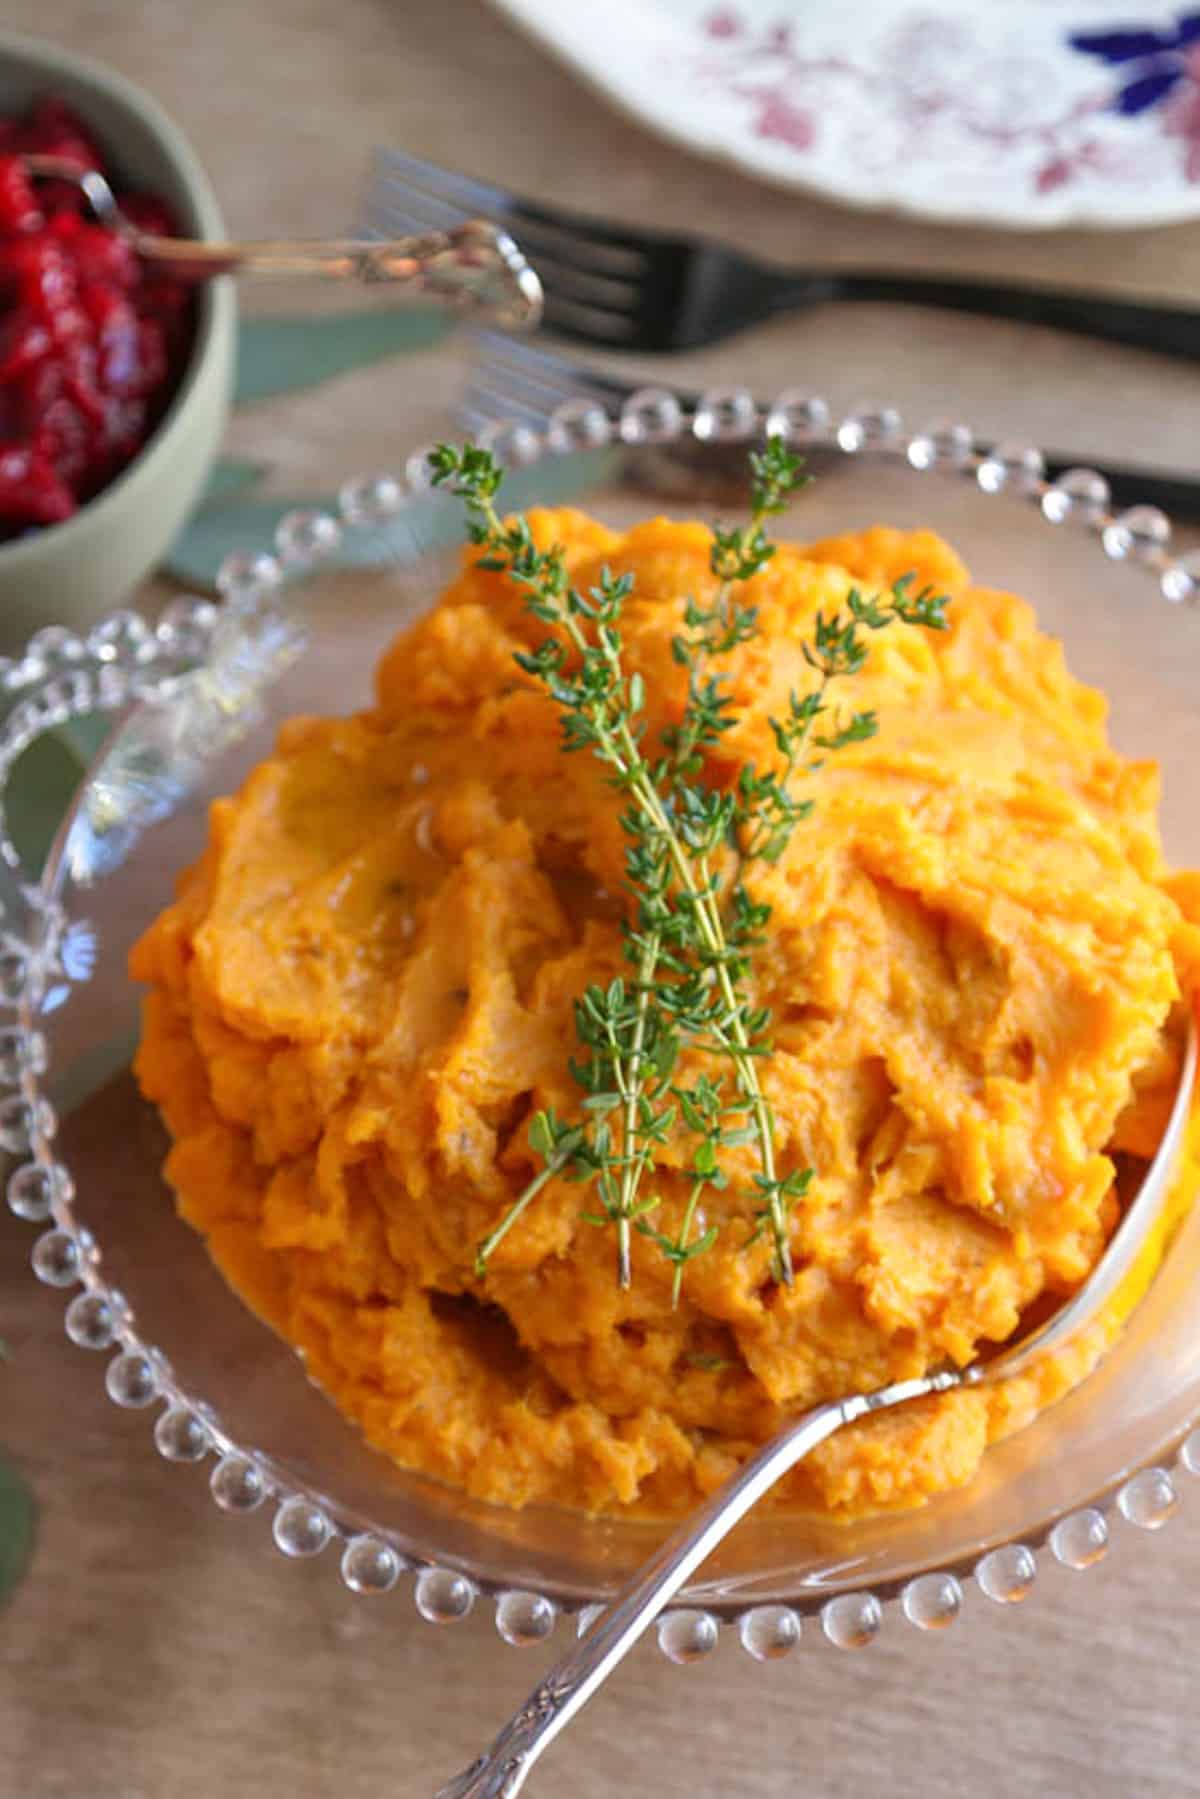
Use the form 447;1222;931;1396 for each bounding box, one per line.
370;144;1200;361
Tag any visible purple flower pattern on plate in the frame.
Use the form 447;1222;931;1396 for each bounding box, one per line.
1070;11;1200;179
668;4;1200;205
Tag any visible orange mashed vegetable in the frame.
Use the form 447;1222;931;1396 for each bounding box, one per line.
131;510;1200;1518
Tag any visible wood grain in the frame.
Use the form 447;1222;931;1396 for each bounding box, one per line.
3;3;1200;1793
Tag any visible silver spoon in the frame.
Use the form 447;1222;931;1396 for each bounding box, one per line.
20;155;542;331
436;1015;1198;1798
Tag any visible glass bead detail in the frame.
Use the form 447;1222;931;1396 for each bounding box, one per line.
821;1592;882;1649
495;1590;557;1647
1102;506;1171;563
104;1350;159;1409
415;1567;475;1624
31;1228;79;1287
481;422;544;468
154;1406;210;1463
546;401;611;453
618;387;683;445
72;1225;99;1268
156;598;218;659
1118;1468;1178;1530
0;1027;39;1082
976;443;1045;495
1160;550;1200;605
0;1031;20;1084
216;552;282;603
765;390;830;442
0;947;28;1007
1049;1508;1109;1570
693;387;759;443
837;408;902;454
907;420;973;471
976;1544;1037;1603
273;1497;332;1558
341;1535;403;1595
338;473;404;525
28;626;85;665
739;1604;801;1660
88;611;153;664
901;1573;963;1630
404;444;440;492
1041;466;1110;525
0;1095;34;1154
275;510;342;565
210;1455;266;1514
64;1289;117;1350
7;1161;53;1222
657;1609;720;1663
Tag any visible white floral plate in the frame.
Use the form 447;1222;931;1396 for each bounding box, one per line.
488;0;1200;228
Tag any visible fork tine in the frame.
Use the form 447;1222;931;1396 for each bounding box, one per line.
371;145;510;222
459;385;528;435
366;176;642;320
374;146;658;264
523;256;638;313
366;181;640;313
461;331;617;433
370;179;642;296
540;292;637;344
468;328;592;383
506;201;651;272
470;329;620;393
361;178;468;239
466;340;604;409
460;375;549;435
370;152;648;282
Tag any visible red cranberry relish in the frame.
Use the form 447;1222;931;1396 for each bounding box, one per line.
0;98;195;542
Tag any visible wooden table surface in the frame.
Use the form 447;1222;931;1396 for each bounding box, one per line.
5;4;1200;1795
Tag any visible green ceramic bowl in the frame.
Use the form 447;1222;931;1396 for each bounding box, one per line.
0;32;236;650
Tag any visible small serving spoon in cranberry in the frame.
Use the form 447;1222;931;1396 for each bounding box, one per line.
21;155;543;330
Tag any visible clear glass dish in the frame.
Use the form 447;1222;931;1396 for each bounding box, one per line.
8;389;1200;1660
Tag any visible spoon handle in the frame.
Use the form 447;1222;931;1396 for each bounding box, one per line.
132;221;543;327
20;162;542;330
434;1373;957;1799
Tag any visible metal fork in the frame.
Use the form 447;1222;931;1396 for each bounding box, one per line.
369;146;1200;361
462;329;1200;525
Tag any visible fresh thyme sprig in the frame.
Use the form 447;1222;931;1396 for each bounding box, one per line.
645;437;818;1280
429;438;950;1298
428;443;692;1285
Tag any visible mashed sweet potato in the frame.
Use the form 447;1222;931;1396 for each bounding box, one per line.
130;511;1200;1518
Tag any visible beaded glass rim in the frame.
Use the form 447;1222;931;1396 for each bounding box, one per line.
8;384;1200;1664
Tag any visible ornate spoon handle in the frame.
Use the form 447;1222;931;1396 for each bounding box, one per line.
434;1372;959;1798
20;158;543;330
114;221;543;327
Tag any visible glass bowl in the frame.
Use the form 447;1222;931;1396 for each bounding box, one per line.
8;389;1200;1661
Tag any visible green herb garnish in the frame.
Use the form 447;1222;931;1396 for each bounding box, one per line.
429;438;949;1297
